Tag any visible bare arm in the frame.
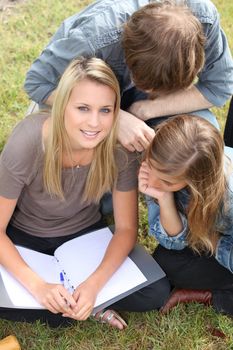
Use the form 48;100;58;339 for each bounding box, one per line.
96;188;138;282
157;193;183;236
0;196;76;315
128;85;213;121
70;188;138;320
138;162;183;236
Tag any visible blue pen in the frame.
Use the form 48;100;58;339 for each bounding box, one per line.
59;271;71;308
60;272;75;294
60;272;65;285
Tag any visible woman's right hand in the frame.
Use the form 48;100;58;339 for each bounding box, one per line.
32;281;77;315
138;162;173;202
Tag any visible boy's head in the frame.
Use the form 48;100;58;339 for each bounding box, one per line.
123;1;205;94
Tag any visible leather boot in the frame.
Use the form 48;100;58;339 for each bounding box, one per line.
160;288;212;314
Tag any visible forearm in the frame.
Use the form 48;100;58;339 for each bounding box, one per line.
0;232;44;294
85;228;137;292
154;86;212;117
133;85;213;121
159;196;183;236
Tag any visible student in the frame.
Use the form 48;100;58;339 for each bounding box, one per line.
0;57;170;329
24;0;233;152
139;114;233;316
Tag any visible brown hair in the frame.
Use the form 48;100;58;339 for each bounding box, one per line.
123;1;205;93
146;114;228;254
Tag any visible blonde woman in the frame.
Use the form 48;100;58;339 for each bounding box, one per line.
139;115;233;316
0;57;169;329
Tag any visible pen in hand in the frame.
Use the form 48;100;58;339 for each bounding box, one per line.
59;271;76;314
60;271;65;286
59;271;75;294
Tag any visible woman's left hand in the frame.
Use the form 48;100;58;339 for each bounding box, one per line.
62;280;98;320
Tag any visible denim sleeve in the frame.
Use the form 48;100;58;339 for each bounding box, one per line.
24;23;93;104
147;196;189;250
215;233;233;273
195;5;233;106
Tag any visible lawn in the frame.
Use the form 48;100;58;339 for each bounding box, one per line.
0;0;233;349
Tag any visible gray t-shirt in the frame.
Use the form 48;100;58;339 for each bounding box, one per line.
0;114;139;237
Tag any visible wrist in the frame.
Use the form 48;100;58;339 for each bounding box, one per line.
21;269;45;295
84;275;105;294
157;192;174;205
127;100;154;121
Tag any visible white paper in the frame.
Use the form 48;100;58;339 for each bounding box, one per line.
0;247;60;308
55;227;147;307
0;227;147;309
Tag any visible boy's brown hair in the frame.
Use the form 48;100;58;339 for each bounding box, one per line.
123;1;206;94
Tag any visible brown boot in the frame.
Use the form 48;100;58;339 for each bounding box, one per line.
160;288;212;314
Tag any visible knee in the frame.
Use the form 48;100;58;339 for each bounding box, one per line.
112;277;171;312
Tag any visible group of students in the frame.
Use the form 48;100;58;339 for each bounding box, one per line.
0;0;233;330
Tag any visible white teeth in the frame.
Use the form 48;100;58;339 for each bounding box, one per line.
82;130;99;136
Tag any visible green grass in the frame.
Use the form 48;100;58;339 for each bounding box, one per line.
0;0;233;349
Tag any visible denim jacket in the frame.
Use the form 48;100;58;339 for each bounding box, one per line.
24;0;233;106
148;158;233;274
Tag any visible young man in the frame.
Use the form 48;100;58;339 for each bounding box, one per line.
24;0;233;152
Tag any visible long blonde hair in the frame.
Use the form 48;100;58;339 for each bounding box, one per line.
43;57;120;202
146;115;228;254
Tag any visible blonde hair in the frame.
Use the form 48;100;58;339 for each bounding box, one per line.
43;57;120;202
123;1;205;93
146;115;228;254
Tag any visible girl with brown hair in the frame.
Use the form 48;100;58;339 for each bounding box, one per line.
139;114;233;316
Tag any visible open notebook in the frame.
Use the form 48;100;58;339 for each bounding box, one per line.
0;227;165;313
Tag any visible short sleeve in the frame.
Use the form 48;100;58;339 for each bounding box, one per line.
115;147;140;191
0;116;43;199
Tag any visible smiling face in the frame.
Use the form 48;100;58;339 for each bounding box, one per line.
64;78;116;150
148;164;187;192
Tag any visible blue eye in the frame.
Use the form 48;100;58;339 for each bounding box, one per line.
100;108;111;113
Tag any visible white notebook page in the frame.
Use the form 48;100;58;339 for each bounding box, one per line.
55;227;147;307
0;227;147;309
